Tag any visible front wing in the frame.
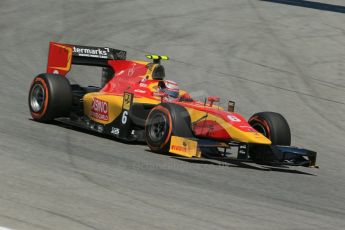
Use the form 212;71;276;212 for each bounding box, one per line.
169;136;318;168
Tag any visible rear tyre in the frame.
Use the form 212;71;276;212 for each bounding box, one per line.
28;73;72;122
145;103;193;153
248;112;291;145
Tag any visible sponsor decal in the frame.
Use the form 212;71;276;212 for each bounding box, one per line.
134;89;146;94
169;136;198;157
122;93;132;110
128;66;135;76
171;144;187;153
238;144;248;158
73;46;110;59
111;127;120;135
97;125;104;133
71;45;126;60
91;98;109;121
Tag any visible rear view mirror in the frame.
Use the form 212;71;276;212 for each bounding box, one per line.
207;96;220;102
228;100;235;112
207;96;220;107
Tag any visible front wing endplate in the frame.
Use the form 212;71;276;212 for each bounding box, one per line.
169;136;201;158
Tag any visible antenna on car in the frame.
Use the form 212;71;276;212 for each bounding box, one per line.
146;55;169;64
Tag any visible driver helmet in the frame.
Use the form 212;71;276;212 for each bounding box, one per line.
162;80;179;98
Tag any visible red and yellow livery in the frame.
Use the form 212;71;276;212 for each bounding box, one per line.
28;42;317;168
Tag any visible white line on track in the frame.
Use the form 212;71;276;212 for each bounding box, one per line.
0;226;14;230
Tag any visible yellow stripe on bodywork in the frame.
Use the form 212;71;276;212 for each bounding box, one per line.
132;61;150;65
133;97;160;105
185;107;271;144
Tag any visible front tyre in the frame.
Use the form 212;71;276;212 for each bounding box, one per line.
145;103;193;153
248;112;291;146
28;73;72;122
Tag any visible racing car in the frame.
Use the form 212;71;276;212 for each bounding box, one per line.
28;42;317;168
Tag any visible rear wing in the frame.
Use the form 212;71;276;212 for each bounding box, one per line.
46;42;126;76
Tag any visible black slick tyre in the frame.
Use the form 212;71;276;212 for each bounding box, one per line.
145;103;193;153
248;112;291;146
28;73;72;122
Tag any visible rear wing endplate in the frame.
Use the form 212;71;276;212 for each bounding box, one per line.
46;42;126;76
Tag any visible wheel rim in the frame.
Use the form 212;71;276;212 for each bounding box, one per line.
148;113;168;142
252;123;267;137
30;84;45;112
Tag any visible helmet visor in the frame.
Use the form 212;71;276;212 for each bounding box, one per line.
163;88;179;98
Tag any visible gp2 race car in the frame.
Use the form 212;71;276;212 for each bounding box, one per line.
28;42;317;168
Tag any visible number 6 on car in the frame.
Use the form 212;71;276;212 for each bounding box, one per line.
121;111;128;124
27;42;318;169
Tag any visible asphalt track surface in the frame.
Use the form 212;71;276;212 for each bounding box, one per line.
1;0;345;229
